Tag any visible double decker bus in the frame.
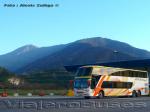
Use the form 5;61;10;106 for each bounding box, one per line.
74;66;149;98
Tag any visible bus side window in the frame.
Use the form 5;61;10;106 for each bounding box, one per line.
142;72;145;78
145;73;148;78
140;72;144;78
127;82;133;88
116;72;120;76
111;73;114;76
128;71;131;77
132;71;136;77
101;81;113;88
121;71;125;77
129;71;133;77
125;71;129;77
137;72;140;77
143;72;147;78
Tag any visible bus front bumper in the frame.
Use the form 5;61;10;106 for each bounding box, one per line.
74;88;93;97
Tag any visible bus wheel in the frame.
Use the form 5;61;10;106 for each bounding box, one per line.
137;90;141;97
98;91;104;98
132;90;137;97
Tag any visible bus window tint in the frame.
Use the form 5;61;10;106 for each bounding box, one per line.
76;67;92;76
101;81;132;89
125;71;129;77
129;71;133;77
110;70;148;78
111;71;121;76
141;72;147;78
101;81;113;88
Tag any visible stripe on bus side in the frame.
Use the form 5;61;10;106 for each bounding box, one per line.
93;75;106;96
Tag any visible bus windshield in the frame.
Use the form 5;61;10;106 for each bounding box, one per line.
74;79;89;88
76;67;92;76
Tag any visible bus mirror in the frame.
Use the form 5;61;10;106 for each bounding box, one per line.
69;80;74;86
87;80;91;87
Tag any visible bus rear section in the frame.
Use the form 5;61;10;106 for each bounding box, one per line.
73;66;149;98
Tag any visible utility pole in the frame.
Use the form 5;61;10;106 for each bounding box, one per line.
113;50;119;62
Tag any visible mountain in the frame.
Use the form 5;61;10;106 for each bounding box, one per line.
76;37;150;58
17;37;150;73
0;44;66;71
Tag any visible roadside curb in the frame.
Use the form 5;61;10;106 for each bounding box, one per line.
0;96;78;99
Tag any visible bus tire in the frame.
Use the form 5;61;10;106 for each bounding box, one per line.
137;90;141;97
97;91;104;98
84;96;90;99
132;90;137;97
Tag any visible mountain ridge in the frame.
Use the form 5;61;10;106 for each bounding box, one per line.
0;44;66;71
16;37;150;74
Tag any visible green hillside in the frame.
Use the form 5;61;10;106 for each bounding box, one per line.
0;67;14;83
22;70;75;89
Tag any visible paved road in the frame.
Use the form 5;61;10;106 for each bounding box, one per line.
0;96;150;112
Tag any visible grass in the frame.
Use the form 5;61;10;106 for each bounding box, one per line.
0;89;68;96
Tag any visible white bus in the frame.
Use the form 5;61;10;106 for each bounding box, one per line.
74;66;149;98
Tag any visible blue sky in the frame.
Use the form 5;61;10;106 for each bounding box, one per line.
0;0;150;55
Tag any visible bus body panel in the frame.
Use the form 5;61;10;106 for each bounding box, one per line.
94;75;149;96
74;66;149;97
